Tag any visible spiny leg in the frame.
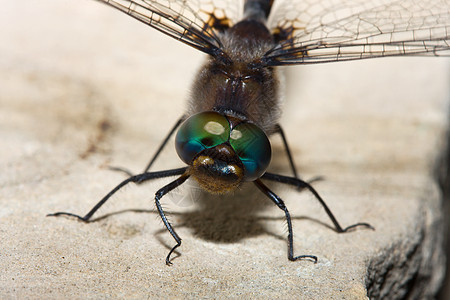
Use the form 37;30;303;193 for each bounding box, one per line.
109;116;186;176
274;124;299;179
47;167;188;222
154;173;190;265
142;116;186;173
274;124;323;184
254;179;317;262
261;172;374;233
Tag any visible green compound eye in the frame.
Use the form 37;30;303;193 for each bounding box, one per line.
175;111;230;164
229;122;271;181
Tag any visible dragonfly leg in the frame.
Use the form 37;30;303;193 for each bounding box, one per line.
109;116;186;176
274;124;299;179
47;167;188;222
261;172;374;233
154;173;190;265
254;179;318;262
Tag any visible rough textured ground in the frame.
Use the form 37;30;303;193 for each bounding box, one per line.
1;1;449;299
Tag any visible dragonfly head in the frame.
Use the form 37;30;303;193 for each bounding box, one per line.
175;111;271;194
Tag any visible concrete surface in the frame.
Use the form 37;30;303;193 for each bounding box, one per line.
1;0;449;299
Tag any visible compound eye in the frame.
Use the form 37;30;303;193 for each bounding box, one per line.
175;111;230;164
229;122;271;181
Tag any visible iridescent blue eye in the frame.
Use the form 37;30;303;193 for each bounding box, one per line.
229;122;271;181
175;112;230;164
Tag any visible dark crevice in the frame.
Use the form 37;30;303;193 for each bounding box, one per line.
366;227;425;300
366;108;450;299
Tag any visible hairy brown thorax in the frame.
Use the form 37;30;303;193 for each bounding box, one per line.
188;20;281;134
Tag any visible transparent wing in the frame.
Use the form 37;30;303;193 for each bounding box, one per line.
94;0;244;55
264;0;450;65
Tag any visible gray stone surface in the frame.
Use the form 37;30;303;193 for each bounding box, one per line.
1;0;449;298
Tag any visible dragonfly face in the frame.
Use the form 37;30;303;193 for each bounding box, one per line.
175;111;271;193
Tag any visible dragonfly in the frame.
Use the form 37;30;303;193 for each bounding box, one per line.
48;0;450;265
